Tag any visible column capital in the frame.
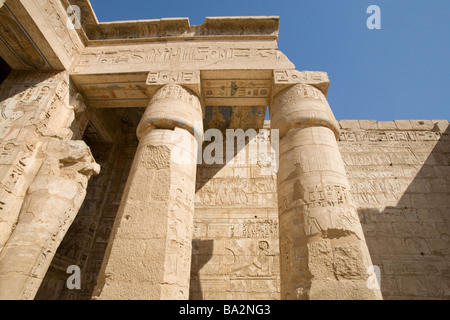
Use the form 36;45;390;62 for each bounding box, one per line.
137;84;204;144
273;70;330;97
270;82;340;139
146;70;202;99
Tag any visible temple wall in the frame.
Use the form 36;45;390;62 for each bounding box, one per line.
35;134;138;299
1;1;446;301
191;122;280;299
191;119;449;300
339;120;450;300
36;118;139;300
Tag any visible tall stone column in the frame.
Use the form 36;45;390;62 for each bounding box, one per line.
0;71;99;299
271;73;382;300
94;84;203;300
0;139;99;300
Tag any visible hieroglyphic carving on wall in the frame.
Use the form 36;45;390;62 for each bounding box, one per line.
337;125;450;299
202;79;271;99
240;220;278;239
195;177;277;206
191;238;279;280
194;219;279;239
39;0;81;57
146;70;201;97
146;70;199;85
339;130;442;142
192;138;280;299
273;70;330;96
227;239;277;279
274;70;329;84
344;166;407;179
76;47;284;67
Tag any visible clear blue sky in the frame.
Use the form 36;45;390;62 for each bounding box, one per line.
89;0;449;121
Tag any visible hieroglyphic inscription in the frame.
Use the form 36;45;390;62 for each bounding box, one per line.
339;130;441;142
279;184;354;211
202;79;271;99
241;220;278;239
146;71;199;85
39;0;81;57
77;47;283;66
195;178;276;206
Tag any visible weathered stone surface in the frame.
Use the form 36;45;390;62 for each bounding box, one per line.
93;85;202;300
191;126;280;300
0;139;98;300
339;120;450;300
0;1;448;301
271;84;382;300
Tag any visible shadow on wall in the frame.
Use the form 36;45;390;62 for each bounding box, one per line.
37;105;267;300
0;57;11;86
358;125;450;300
189;239;214;300
195;105;265;193
190;135;253;300
189;118;277;300
36;116;139;300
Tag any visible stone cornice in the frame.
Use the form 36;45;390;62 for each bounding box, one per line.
68;1;279;45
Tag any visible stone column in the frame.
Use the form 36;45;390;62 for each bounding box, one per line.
0;71;99;299
271;78;382;300
94;84;203;300
0;139;99;300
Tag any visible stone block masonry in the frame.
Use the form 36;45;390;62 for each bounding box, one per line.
0;0;448;300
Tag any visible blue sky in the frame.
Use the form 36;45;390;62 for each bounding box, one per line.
89;0;449;121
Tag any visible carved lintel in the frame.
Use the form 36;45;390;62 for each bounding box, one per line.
146;70;201;98
273;70;330;97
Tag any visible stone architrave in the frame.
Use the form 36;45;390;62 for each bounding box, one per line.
271;81;382;300
94;84;203;300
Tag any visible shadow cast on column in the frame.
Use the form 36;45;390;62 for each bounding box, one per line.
358;125;450;300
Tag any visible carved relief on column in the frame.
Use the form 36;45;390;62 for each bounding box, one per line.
271;75;382;300
271;71;338;139
0;139;99;300
0;71;99;299
95;83;203;300
138;81;203;142
0;71;70;252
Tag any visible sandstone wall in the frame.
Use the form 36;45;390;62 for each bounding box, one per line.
338;120;449;300
191;122;280;299
36;126;138;300
35;118;449;300
191;119;449;300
